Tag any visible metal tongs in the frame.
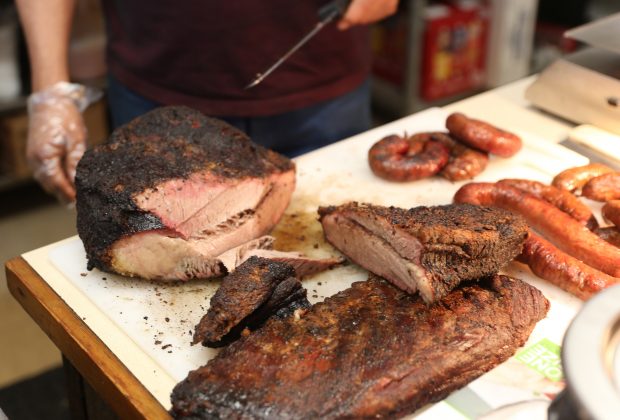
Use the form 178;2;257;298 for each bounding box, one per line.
244;0;351;89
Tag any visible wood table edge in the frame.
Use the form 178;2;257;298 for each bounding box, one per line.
5;256;171;420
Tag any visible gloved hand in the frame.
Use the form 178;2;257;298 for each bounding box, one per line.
26;81;101;204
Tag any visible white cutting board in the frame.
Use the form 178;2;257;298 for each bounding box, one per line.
23;107;588;417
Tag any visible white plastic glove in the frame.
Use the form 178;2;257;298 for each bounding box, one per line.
26;81;101;204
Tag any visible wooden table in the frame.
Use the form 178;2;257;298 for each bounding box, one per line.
5;257;168;419
4;80;586;419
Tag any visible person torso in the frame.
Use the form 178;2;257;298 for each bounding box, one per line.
100;0;371;116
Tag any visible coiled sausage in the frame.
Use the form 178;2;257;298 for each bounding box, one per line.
454;182;620;277
551;163;615;193
496;179;598;229
446;112;522;158
368;133;450;182
517;232;619;300
431;132;489;181
602;200;620;227
581;172;620;202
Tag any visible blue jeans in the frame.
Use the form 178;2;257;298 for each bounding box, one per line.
106;75;371;157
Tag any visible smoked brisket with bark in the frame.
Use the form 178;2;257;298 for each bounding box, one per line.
75;106;295;280
192;256;309;347
171;274;548;419
318;202;528;303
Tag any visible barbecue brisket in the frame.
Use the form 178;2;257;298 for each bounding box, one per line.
192;256;310;347
318;202;528;303
216;235;344;278
171;274;549;419
75;106;295;280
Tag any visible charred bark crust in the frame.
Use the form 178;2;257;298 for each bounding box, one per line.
75;106;294;272
171;275;549;419
318;202;528;298
193;256;309;347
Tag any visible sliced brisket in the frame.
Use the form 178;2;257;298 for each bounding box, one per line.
216;235;344;278
192;256;309;347
318;202;528;303
75;106;295;280
171;274;549;419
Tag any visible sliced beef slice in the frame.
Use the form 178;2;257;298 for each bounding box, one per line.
318;202;528;303
171;274;549;419
216;236;344;278
192;256;309;347
75;106;295;280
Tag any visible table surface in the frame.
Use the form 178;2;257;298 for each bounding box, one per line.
5;78;587;420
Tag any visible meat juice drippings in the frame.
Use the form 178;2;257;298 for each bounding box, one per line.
270;211;333;255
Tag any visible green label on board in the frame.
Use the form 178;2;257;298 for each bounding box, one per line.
515;338;563;381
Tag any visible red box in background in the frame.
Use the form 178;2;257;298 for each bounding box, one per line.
420;2;489;101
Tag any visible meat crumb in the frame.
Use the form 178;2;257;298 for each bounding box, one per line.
165;317;170;322
80;273;87;277
143;316;148;320
161;344;172;350
293;308;307;320
154;340;162;345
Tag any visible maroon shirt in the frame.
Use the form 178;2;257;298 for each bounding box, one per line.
101;0;371;117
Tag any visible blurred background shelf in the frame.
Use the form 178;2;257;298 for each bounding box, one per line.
371;0;540;117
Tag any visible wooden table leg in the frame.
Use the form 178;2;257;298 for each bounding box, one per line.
63;356;118;420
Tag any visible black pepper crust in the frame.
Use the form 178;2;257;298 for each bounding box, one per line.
318;202;529;301
192;256;308;347
318;202;528;260
170;275;549;419
75;106;294;271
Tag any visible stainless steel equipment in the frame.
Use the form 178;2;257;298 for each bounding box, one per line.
525;13;620;136
548;284;620;419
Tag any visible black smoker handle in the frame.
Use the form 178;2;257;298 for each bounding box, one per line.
318;0;351;21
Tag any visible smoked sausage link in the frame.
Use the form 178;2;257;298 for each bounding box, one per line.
602;200;620;227
581;173;620;202
445;112;522;158
497;179;598;230
454;182;620;277
368;133;450;182
551;163;615;193
518;232;619;300
594;226;620;248
432;132;489;181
